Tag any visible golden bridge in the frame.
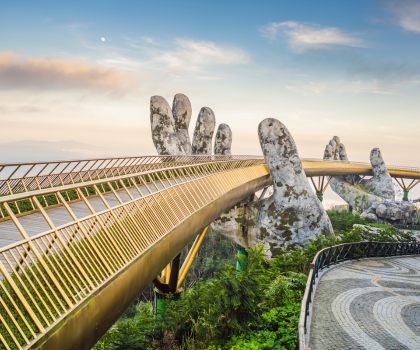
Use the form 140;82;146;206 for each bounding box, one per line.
0;155;418;350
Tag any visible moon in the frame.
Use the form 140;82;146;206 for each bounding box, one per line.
101;37;105;42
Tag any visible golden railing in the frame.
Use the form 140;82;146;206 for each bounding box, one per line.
301;158;420;176
0;155;260;197
0;156;268;350
0;155;262;219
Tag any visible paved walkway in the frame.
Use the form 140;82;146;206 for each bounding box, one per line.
309;256;420;350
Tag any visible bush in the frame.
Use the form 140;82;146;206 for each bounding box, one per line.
327;209;368;233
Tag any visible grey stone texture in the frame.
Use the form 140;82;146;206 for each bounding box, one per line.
192;107;216;155
151;99;334;258
214;123;232;155
151;95;230;157
361;200;418;226
324;137;395;214
150;96;185;156
172;93;192;155
213;119;333;260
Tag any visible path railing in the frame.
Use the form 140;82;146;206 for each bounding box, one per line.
297;240;420;350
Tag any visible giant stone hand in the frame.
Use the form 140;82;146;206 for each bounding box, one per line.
150;95;333;260
323;137;395;213
151;94;223;156
212;119;333;260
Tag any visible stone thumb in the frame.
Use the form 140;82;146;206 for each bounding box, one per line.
258;118;304;194
370;148;388;179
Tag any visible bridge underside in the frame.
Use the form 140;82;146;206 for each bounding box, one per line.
29;172;271;350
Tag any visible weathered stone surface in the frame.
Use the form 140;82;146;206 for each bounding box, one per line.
192;107;216;155
150;96;184;156
172;94;192;155
359;149;395;200
361;200;418;226
151;98;334;258
213;118;333;260
324;137;395;213
214;123;232;155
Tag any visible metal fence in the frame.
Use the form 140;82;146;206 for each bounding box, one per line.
0;157;269;350
2;156;419;200
297;240;420;350
0;155;263;197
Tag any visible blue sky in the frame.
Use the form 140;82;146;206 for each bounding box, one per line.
1;0;420;204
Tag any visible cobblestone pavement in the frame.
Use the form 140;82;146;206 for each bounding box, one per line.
309;257;420;350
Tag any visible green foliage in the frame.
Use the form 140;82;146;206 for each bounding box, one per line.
92;246;306;350
182;228;237;287
327;209;368;233
93;303;160;350
222;304;300;350
90;211;417;350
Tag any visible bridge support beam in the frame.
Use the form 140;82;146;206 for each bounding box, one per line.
310;176;334;203
153;226;210;319
395;178;420;201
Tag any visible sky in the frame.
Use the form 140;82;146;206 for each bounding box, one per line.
1;0;420;204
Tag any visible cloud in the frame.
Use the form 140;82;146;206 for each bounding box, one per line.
261;21;364;52
0;52;144;90
141;36;156;44
387;0;420;33
155;39;250;71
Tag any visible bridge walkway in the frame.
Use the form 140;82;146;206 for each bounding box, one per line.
0;181;170;248
308;256;420;350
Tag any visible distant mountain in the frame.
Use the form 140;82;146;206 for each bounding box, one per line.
0;140;120;163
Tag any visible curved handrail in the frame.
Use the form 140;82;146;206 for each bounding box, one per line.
1;156;419;199
0;158;271;350
297;240;420;349
0;155;263;197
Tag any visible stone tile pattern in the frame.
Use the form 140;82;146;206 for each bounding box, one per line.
309;257;420;350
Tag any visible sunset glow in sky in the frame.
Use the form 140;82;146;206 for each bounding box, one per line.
1;0;420;204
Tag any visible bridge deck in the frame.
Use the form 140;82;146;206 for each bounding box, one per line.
0;181;169;248
309;256;420;350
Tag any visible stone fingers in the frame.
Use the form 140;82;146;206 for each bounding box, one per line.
150;96;185;156
192;107;216;155
214;123;232;155
339;143;349;161
323;136;340;160
172;93;192;155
